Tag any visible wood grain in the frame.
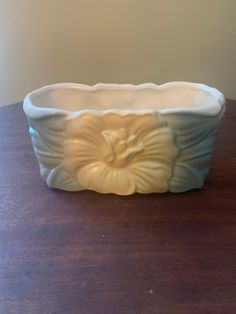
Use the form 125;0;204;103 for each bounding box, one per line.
0;100;236;314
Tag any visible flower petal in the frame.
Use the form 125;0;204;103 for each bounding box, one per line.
65;113;105;147
103;112;124;130
122;112;166;140
78;162;136;195
63;137;102;178
134;128;178;164
129;162;171;193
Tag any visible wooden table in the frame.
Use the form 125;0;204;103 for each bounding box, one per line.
0;100;236;314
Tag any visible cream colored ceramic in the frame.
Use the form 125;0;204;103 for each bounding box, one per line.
23;82;225;195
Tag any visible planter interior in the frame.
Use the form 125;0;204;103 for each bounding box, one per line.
30;82;221;113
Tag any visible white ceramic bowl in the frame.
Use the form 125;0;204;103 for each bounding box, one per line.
23;82;225;195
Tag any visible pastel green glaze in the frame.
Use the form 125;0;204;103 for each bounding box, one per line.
23;82;225;195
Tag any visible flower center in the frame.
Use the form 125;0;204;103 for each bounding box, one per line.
101;128;143;168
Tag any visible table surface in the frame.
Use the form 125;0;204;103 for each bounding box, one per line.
0;100;236;314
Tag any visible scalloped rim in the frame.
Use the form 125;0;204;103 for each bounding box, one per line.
23;81;225;118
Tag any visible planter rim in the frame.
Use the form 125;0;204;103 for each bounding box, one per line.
23;81;225;118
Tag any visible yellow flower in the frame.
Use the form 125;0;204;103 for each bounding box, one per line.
63;112;178;195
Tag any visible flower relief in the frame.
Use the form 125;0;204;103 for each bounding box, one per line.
63;112;178;195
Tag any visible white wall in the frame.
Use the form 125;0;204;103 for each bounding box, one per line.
0;0;236;106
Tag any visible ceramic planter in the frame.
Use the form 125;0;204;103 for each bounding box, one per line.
23;82;225;195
